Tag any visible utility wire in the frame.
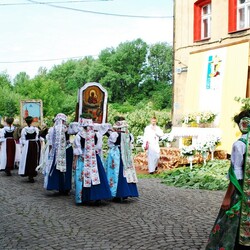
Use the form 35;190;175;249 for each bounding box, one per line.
25;0;172;18
0;0;111;6
0;55;97;64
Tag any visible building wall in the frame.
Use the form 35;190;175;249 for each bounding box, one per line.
173;0;250;152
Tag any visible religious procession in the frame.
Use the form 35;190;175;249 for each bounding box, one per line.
0;82;140;205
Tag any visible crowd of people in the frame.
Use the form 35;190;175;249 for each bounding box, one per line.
2;109;250;248
0;114;139;205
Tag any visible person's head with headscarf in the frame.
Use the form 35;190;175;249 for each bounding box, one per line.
54;113;67;126
234;110;250;134
113;116;128;133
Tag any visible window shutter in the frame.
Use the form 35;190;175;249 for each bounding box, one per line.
228;0;237;32
194;0;211;41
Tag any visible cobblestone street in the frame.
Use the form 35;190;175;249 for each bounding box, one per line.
0;169;224;250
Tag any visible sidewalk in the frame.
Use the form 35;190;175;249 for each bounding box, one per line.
0;169;224;250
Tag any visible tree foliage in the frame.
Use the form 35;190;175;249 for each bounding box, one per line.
0;39;173;125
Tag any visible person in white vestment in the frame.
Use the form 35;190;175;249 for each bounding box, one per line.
143;117;164;174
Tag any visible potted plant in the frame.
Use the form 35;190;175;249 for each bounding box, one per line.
160;133;175;147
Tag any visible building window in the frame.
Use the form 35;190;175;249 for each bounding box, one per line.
229;0;250;32
238;0;250;29
201;4;211;39
194;0;212;42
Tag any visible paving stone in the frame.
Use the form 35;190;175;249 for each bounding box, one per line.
0;169;224;249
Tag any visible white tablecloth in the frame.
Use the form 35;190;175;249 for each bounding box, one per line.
170;127;222;148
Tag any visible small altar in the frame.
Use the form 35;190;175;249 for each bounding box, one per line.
170;127;222;148
134;147;227;173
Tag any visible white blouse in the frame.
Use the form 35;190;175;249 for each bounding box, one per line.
231;134;247;180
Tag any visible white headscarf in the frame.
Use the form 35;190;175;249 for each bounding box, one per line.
53;113;67;172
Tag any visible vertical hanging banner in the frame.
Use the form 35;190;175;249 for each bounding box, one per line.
199;48;227;125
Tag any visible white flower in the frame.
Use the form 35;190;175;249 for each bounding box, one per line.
136;135;144;145
206;135;221;147
161;133;174;143
195;141;210;153
180;145;196;157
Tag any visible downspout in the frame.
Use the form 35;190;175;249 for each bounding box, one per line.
171;0;176;121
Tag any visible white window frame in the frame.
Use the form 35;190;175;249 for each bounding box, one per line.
201;4;211;39
237;0;250;30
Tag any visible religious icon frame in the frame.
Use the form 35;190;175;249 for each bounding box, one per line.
20;99;43;127
78;82;108;123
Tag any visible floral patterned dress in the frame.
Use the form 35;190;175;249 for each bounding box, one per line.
73;129;112;204
206;135;250;250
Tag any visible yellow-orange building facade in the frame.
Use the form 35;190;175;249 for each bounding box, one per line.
173;0;250;152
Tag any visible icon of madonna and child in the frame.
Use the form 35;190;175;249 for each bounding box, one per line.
78;83;108;124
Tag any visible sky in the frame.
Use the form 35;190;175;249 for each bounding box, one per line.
0;0;173;80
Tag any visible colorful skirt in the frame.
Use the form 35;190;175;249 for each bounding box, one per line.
75;154;112;204
46;146;73;192
116;157;139;198
205;191;242;250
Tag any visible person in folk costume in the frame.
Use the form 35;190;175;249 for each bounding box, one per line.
19;116;41;183
43;113;73;195
105;117;139;201
13;124;22;169
206;110;250;250
0;117;16;176
93;123;112;163
142;116;164;174
73;118;112;205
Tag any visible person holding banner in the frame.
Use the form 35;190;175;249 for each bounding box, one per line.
206;110;250;250
73;118;112;205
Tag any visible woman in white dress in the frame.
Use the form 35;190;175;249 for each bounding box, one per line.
0;117;16;176
19;116;41;183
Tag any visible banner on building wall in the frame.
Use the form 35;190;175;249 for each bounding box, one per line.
199;48;227;125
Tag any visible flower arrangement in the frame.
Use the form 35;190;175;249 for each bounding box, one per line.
136;135;144;145
206;135;221;148
161;133;174;143
180;145;196;157
195;142;210;153
181;113;197;124
199;111;217;124
181;111;217;125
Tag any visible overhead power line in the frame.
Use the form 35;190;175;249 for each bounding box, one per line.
0;55;97;64
24;0;172;19
0;0;111;6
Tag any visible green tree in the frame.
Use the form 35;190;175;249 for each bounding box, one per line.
140;42;173;109
48;57;95;96
98;39;148;103
13;72;31;96
0;72;19;117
